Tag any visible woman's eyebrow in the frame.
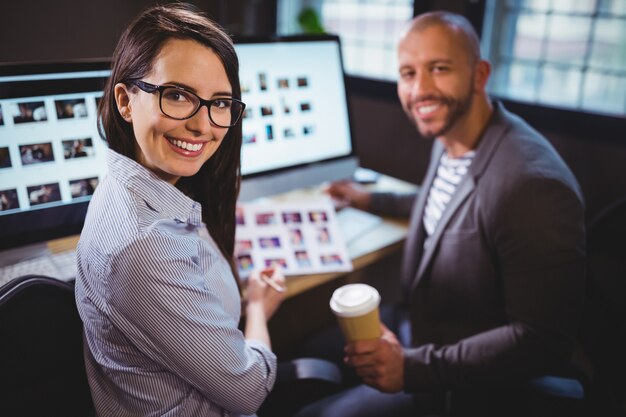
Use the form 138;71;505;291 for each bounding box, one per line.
162;81;232;98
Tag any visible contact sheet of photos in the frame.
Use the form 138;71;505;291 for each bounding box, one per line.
0;95;106;213
234;198;353;279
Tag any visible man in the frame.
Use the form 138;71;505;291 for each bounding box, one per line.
297;10;585;417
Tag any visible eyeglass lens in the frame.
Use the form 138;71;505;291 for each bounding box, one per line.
160;87;242;127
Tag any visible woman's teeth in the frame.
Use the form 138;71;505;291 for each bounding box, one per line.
169;138;203;151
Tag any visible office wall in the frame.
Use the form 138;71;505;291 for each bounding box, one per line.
0;0;275;62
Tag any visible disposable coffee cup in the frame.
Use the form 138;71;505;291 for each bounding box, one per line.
330;283;381;342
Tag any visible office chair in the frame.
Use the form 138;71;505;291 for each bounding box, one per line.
523;195;626;417
0;275;94;417
581;196;626;416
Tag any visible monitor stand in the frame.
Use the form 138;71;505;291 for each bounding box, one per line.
239;156;359;202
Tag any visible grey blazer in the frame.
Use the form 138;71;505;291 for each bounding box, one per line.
370;101;585;393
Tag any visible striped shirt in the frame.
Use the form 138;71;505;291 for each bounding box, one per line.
75;149;276;417
423;150;475;237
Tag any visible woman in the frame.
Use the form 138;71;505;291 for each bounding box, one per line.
75;4;285;416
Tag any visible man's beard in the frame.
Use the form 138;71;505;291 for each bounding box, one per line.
406;84;474;141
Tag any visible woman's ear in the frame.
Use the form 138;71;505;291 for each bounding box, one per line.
114;83;133;122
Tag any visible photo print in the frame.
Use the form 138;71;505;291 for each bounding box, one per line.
258;73;268;91
320;253;343;266
243;133;257;144
260;106;273;117
280;97;291;114
27;182;61;206
234;199;353;277
63;138;93;159
236;206;245;225
242;108;252;119
69;177;98;199
283;127;295;139
277;78;289;89
0;104;4;126
0;147;12;169
0;189;19;211
303;125;314;136
294;250;311;267
237;254;254;272
317;227;332;244
235;239;253;253
241;83;251;94
256;212;276;225
289;228;304;246
282;211;302;224
300;102;311;112
13;101;48;124
308;210;328;223
19;142;55;166
55;98;88;120
259;236;281;249
264;258;287;268
297;77;309;88
266;125;274;141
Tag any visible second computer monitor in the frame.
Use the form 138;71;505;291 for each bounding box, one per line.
236;35;357;201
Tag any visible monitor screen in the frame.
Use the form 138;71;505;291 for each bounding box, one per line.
0;61;110;254
236;35;357;201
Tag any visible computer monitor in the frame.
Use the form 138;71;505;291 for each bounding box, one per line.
235;35;357;201
0;61;110;262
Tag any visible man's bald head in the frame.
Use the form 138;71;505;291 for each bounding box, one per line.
401;11;482;65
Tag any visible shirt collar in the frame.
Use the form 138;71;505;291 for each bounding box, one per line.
106;148;203;226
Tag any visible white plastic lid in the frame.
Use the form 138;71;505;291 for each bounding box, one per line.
329;283;381;318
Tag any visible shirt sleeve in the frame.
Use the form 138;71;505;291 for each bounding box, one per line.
369;191;419;218
403;176;585;391
105;228;276;416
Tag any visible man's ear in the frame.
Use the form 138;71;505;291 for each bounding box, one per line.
473;60;491;92
114;83;133;122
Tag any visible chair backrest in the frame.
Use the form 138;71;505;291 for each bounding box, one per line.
0;275;94;416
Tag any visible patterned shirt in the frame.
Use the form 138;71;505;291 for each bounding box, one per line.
423;150;475;236
75;149;276;417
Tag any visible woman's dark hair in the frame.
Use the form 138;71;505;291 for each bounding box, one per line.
99;3;242;277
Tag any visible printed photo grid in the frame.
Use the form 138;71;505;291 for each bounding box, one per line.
234;198;353;279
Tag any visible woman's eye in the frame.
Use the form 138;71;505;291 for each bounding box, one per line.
163;90;191;102
212;99;232;109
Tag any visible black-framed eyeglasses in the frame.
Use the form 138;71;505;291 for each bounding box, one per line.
127;80;246;128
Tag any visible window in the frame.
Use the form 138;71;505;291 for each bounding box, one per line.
482;0;626;116
277;0;414;81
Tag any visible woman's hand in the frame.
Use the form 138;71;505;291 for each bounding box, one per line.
246;268;286;320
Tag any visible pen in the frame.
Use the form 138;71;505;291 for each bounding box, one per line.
261;274;286;293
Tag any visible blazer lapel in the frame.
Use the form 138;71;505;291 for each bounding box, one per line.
408;100;513;292
411;175;475;292
401;142;443;289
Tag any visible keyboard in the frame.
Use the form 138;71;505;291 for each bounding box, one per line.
336;207;383;244
0;250;77;287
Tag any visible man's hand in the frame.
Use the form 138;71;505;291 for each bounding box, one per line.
344;324;405;393
325;180;372;211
